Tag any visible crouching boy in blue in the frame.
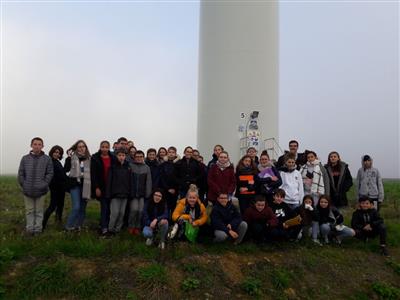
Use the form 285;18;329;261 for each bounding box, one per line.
351;197;389;256
211;193;247;244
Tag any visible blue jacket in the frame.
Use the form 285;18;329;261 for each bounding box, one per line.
211;201;242;233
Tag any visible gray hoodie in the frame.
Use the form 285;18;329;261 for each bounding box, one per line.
356;156;384;202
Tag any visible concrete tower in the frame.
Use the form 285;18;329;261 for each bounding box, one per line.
197;1;279;164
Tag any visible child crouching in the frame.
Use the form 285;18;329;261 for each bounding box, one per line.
211;193;248;244
312;195;355;245
169;184;208;242
142;189;169;249
351;197;388;256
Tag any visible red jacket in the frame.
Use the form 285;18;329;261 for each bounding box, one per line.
207;164;236;203
243;205;278;228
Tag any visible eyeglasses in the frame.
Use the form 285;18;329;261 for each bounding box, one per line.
154;193;162;198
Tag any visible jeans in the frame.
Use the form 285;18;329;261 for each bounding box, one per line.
24;195;45;233
99;197;110;231
214;221;248;244
109;198;127;232
66;185;87;229
312;222;355;241
143;222;169;242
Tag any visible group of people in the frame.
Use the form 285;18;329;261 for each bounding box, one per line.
17;137;388;255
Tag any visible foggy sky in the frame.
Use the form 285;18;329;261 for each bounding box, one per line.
1;1;399;178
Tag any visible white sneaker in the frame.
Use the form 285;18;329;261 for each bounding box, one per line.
312;239;322;246
158;242;165;250
168;223;179;239
145;238;153;246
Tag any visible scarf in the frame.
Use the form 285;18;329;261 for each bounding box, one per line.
301;160;324;194
69;153;91;200
216;160;231;171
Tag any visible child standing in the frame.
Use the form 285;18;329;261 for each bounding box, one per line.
256;151;282;206
300;151;329;206
107;149;132;235
91;141;115;236
356;155;384;211
129;151;152;235
159;146;180;216
351;197;388;256
324;151;353;207
18;137;53;235
146;148;160;189
207;151;236;205
42;145;67;229
142;189;169;249
279;154;304;210
235;155;259;215
64;140;91;232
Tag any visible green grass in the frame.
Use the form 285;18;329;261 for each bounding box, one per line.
1;176;399;299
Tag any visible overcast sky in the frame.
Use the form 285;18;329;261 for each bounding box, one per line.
1;1;399;178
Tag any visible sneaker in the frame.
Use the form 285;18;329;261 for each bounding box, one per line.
323;237;329;244
168;224;179;239
146;238;153;246
296;231;303;241
312;239;323;246
380;245;389;257
158;242;165;250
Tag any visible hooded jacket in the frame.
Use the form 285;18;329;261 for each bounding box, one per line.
356;156;384;202
172;198;208;226
18;151;53;198
279;167;304;205
130;162;152;198
211;201;243;233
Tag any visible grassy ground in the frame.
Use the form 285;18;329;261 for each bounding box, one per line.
0;176;399;300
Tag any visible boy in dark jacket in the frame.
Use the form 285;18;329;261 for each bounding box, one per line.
351;197;388;256
243;195;278;242
145;148;160;189
211;193;248;244
18;137;53;235
174;146;202;198
159;146;180;215
129;151;152;235
107;149;132;234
